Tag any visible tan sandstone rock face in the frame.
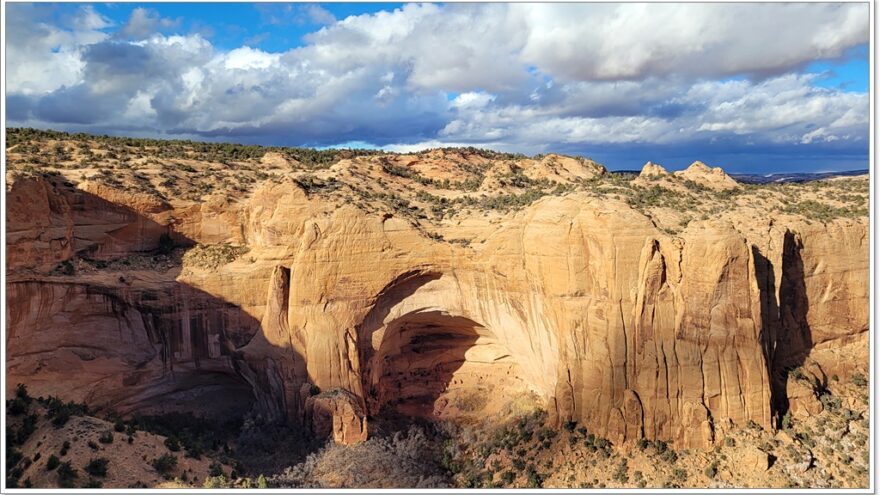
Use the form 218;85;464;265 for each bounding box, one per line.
741;446;771;472
5;151;868;448
639;161;668;177
304;389;368;445
674;161;740;190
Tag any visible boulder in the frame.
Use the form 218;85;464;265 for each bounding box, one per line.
304;389;368;445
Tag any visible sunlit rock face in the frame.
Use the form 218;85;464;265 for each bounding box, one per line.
5;163;867;448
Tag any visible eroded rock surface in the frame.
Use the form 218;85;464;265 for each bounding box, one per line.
5;143;868;448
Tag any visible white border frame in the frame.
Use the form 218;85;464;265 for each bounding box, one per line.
0;0;875;493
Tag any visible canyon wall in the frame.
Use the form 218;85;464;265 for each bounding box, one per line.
6;174;868;447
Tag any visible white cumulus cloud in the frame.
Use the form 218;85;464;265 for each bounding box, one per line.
4;2;869;168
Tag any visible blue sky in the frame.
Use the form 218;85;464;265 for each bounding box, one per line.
5;3;870;173
78;3;405;51
806;44;869;93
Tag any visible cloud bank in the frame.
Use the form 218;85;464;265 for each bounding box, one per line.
5;3;870;171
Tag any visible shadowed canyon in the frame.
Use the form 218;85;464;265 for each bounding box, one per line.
4;129;869;489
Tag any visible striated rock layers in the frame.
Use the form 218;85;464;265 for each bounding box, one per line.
6;172;868;448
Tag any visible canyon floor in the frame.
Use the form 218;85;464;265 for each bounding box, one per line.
6;375;870;489
4;128;870;489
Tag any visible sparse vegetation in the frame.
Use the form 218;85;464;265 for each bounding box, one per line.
182;243;250;269
851;373;867;387
164;436;181;452
84;458;109;477
271;426;448;488
2;130;869;489
5;128;867;235
57;461;78;488
151;454;178;478
98;430;114;444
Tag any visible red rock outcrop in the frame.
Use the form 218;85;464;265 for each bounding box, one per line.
5;164;867;448
304;389;368;445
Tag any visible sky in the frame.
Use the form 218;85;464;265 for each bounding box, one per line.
4;2;871;173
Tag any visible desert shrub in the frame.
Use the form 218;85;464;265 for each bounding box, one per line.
10;384;32;410
627;185;681;210
660;449;678;464
525;465;543;488
682;179;707;192
83;478;103;488
851;373;868;387
53;260;75;276
98;430;114;444
203;475;232;488
295;175;341;194
151;454;178;477
8;397;29;416
85;458;108;477
796;432;816;449
271;426;449;488
5;449;24;488
57;461;78;488
130;411;236;458
500;471;516;485
781;411;793;431
164;436;181;452
52;410;71;428
789;367;807;381
724;437;736;447
705;462;718;478
820;393;841;412
380;160;421;181
43;396;88;428
209;461;225;477
8;414;38;446
479;188;545;211
184;442;204;459
182;243;250;269
782;199;865;222
842;408;859;421
613;459;629;483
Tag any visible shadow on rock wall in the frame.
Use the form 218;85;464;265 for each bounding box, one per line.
753;231;812;427
5;174;268;421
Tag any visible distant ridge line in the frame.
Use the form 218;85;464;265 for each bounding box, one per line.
608;168;868;183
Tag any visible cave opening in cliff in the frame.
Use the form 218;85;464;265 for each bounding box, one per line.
365;310;537;424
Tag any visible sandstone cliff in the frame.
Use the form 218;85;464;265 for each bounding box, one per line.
5;131;868;449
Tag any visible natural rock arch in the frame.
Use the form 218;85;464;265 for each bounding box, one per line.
357;270;553;421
